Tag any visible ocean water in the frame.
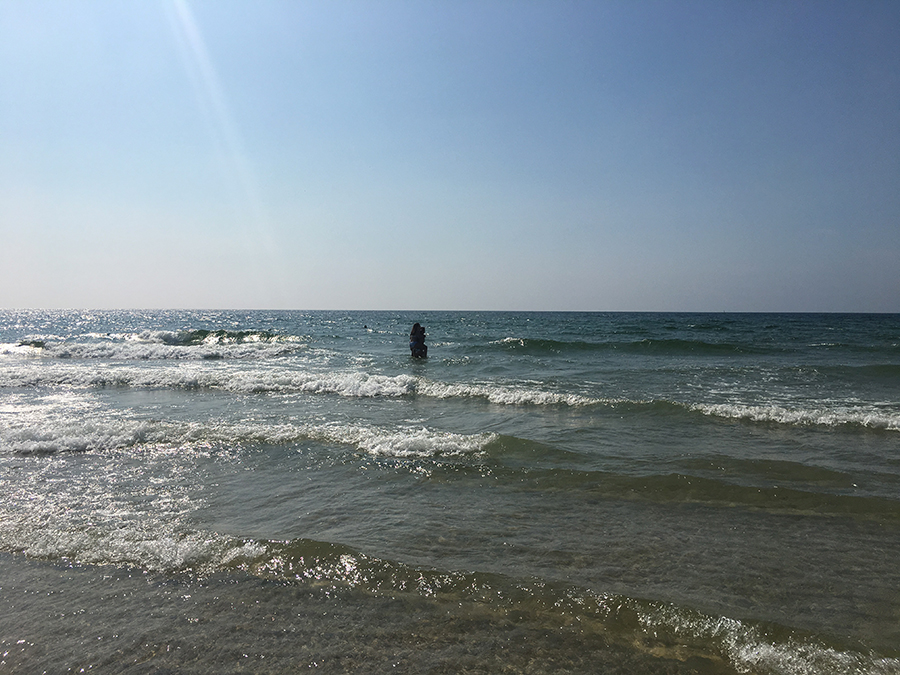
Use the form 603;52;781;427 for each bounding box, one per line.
1;310;898;674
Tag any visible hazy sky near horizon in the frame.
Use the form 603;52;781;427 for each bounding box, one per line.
1;0;898;311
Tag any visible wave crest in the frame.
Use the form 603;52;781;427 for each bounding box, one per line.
694;402;900;431
2;330;306;361
0;413;496;459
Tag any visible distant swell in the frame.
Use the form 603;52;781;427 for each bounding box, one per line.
488;336;781;356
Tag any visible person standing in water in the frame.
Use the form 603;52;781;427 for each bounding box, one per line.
409;323;427;358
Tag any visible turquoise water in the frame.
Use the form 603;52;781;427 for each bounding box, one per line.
1;310;898;673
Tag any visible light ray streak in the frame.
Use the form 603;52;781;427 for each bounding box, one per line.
165;0;286;306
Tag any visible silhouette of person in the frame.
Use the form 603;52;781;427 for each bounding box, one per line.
409;323;427;358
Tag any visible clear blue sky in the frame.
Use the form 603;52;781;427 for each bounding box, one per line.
1;0;898;311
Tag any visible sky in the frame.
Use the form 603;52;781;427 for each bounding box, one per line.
1;0;898;312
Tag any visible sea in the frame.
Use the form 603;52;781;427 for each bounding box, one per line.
0;310;898;674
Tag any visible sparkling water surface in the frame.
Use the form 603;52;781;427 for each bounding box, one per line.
1;310;899;673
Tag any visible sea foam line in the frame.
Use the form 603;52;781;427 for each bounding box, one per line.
630;597;900;675
1;337;304;361
0;362;416;395
693;402;900;432
418;380;603;406
0;361;604;406
0;411;496;459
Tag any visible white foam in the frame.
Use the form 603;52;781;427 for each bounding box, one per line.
0;342;44;357
491;337;526;346
47;341;301;361
694;402;900;431
1;332;306;362
317;424;496;458
633;597;900;675
419;380;601;406
1;421;157;455
287;372;416;398
1;500;266;574
1;345;609;407
202;421;495;459
0;362;420;398
0;402;496;459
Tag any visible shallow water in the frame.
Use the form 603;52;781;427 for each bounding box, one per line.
1;310;898;673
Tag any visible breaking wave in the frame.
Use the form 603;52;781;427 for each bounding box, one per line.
4;412;897;522
1;517;895;675
693;401;900;432
0;361;604;406
2;359;898;433
1;329;306;361
0;412;496;459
